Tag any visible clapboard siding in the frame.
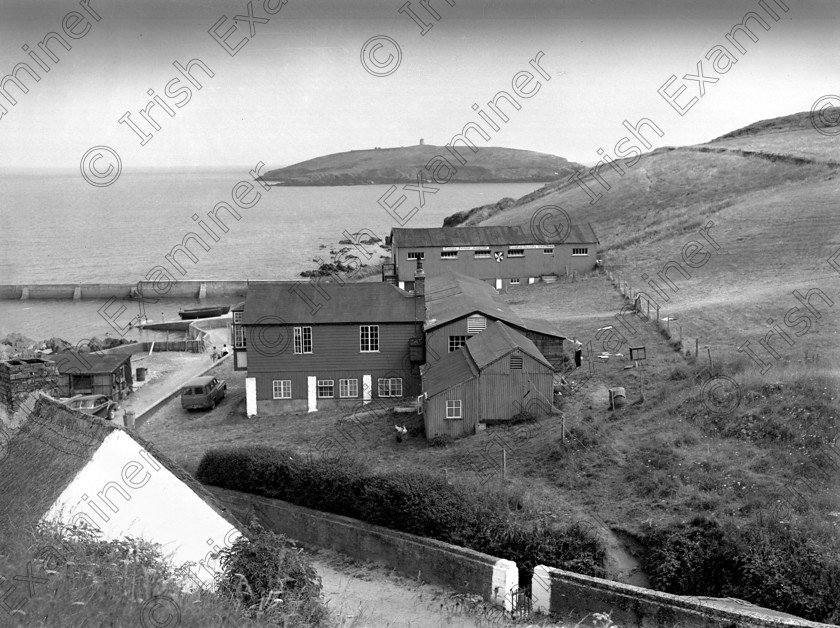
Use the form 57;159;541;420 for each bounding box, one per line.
247;322;420;373
253;367;419;401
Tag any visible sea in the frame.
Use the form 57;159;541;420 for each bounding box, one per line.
0;170;542;343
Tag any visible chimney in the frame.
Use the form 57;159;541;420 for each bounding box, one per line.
414;258;425;296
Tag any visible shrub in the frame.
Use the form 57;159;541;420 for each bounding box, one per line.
216;529;327;627
197;446;606;584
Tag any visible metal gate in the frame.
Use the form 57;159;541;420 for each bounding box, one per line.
508;585;531;619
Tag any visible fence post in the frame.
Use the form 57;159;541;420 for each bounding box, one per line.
695;338;699;357
656;305;660;329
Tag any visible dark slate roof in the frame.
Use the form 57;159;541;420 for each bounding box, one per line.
243;281;420;325
0;395;247;537
50;351;131;375
422;345;479;398
466;321;553;370
424;272;564;340
391;224;599;247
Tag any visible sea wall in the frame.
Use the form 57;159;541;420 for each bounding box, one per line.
207;487;519;611
0;281;253;300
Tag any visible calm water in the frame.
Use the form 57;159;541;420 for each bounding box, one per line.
0;171;541;341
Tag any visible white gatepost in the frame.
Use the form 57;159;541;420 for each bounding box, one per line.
363;375;372;405
492;558;518;611
531;565;553;613
307;376;317;412
245;377;257;417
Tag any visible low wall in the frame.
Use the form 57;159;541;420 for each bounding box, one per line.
208;486;518;611
0;280;251;300
531;566;828;628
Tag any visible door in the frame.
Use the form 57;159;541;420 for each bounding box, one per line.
495;278;502;290
363;374;372;405
307;376;317;412
245;377;257;416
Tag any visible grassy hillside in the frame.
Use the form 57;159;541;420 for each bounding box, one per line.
263;144;581;185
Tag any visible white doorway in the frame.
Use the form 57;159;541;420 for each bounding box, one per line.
495;278;502;290
245;377;257;417
307;376;317;412
363;374;372;405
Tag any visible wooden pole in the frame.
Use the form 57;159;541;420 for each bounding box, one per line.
656;305;660;328
502;449;507;482
640;364;645;403
695;338;699;357
647;300;650;319
707;347;713;367
561;415;566;445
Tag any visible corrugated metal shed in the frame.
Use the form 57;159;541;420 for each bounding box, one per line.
391;224;599;247
466;322;552;370
243;281;419;325
421;347;479;398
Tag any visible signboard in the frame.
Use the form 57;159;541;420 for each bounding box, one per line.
629;346;646;361
439;244;555;251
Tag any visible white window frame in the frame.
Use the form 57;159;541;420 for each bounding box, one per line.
446;399;462;419
293;326;312;354
508;248;525;258
572;248;589;256
272;380;291;399
407;251;425;260
317;379;334;398
339;378;358;398
474;249;491;259
448;335;469;352
440;251;458;259
360;325;380;352
543;247;555;255
510;278;521;285
467;315;486;334
233;311;246;348
378;377;403;397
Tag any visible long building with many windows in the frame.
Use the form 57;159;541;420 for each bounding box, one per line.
385;224;599;291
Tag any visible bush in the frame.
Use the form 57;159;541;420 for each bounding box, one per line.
196;446;606;583
216;529;327;627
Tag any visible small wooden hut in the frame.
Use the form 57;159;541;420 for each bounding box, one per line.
51;351;133;400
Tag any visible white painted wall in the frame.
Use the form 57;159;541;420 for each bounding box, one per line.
42;430;243;589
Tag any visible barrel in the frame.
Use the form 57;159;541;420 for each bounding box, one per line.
136;367;147;382
125;410;136;429
609;387;626;409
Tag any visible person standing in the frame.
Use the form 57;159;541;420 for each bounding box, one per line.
574;338;583;369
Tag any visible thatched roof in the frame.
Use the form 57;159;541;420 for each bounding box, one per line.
0;395;247;538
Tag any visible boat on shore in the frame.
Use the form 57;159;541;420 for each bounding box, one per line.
178;305;231;320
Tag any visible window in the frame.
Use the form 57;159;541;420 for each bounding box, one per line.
510;278;521;285
572;248;589;256
339;378;358;398
449;335;469;352
293;326;312;354
543;247;555;255
378;378;403;397
446;400;462;419
508;248;524;257
317;380;334;398
510;356;523;369
407;251;425;260
474;249;491;259
360;325;379;352
440;251;458;259
467;315;486;334
272;380;291;399
232;312;246;348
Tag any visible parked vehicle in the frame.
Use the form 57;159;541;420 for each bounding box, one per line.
181;376;226;410
61;394;120;421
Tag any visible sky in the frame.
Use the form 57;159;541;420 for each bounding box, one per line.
0;0;836;171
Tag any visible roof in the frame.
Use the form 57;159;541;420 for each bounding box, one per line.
423;322;552;398
465;321;553;370
422;346;479;398
424;272;564;340
243;281;420;325
0;395;246;537
50;351;131;375
391;224;599;248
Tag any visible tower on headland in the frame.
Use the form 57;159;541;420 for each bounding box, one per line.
419;138;424;146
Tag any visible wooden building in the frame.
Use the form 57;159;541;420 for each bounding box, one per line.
229;300;246;371
51;351;133;400
386;224;599;291
422;322;555;438
241;280;425;416
423;271;567;370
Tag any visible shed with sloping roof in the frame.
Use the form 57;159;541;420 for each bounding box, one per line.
422;322;555;438
51;351;133;401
